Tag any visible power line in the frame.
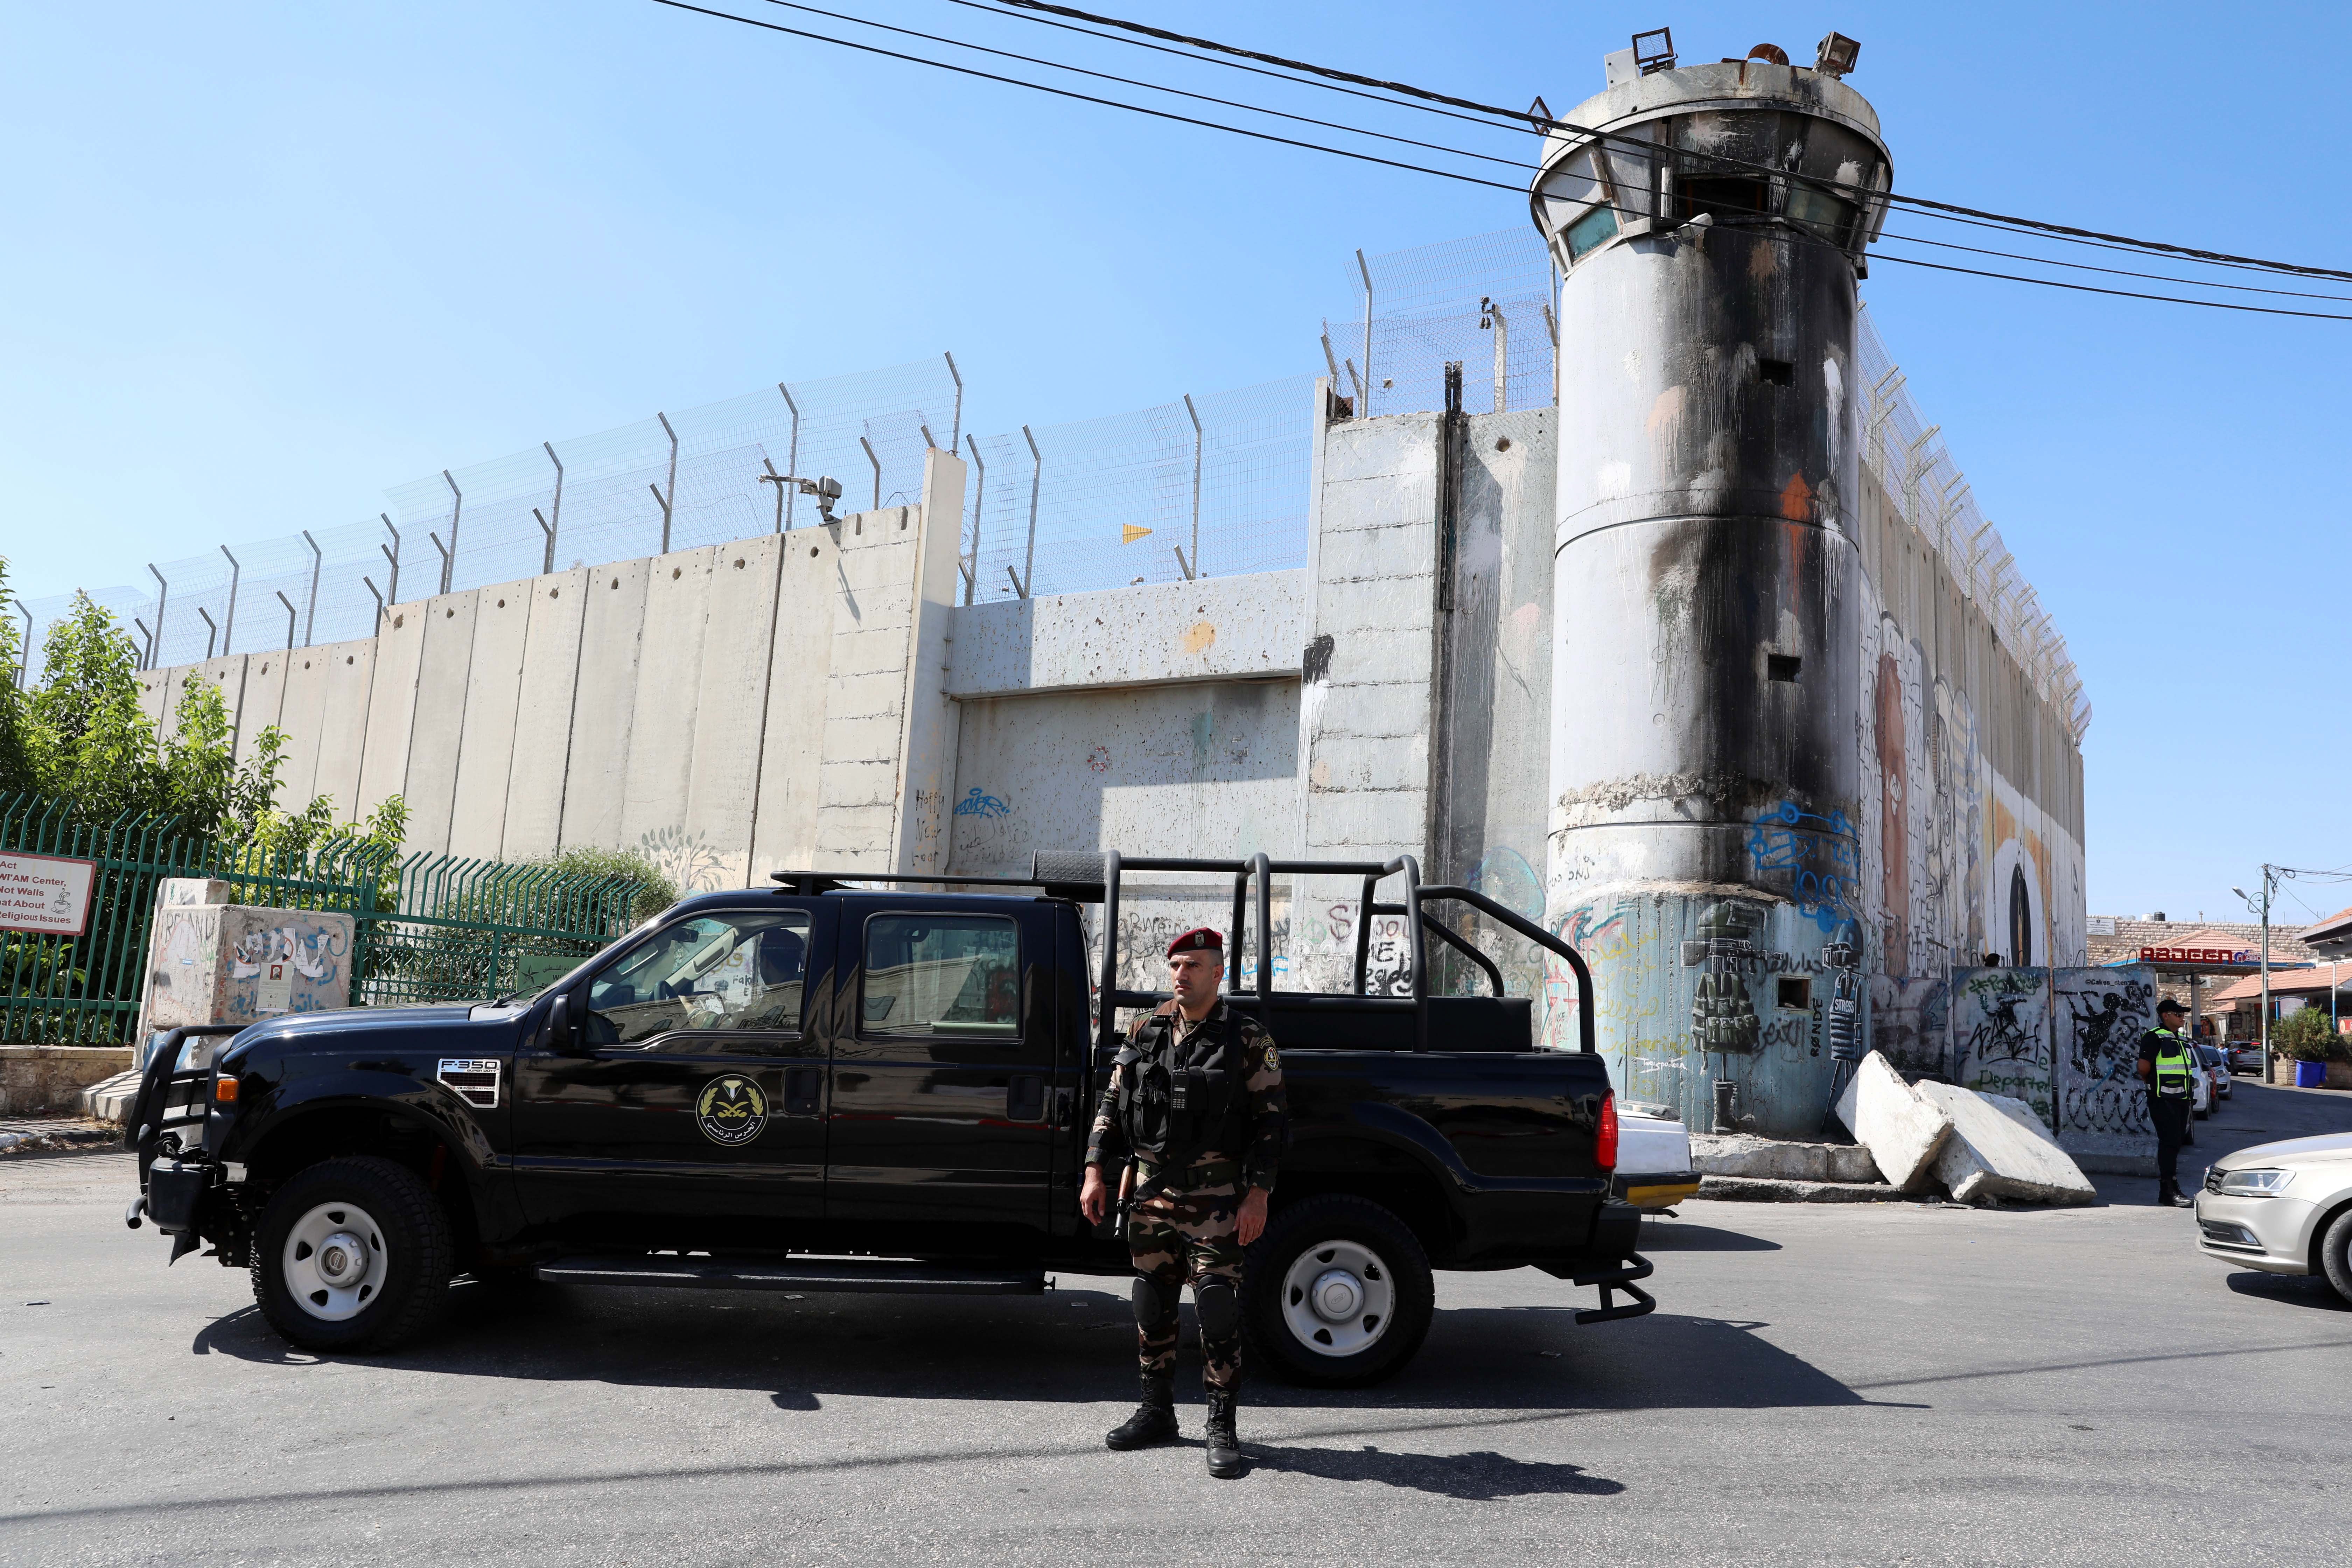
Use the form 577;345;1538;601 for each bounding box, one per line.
749;0;1542;173
648;1;2352;319
1880;231;2352;304
648;0;1527;192
989;0;2352;285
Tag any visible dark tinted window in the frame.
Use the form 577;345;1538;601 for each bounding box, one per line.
862;915;1020;1038
585;912;811;1045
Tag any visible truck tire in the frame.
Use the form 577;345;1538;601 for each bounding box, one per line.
250;1156;454;1353
2319;1208;2352;1307
1243;1195;1433;1388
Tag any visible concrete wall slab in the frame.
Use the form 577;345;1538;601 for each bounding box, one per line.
948;570;1307;698
560;559;651;855
748;528;839;879
313;639;379;821
500;570;589;863
448;578;535;861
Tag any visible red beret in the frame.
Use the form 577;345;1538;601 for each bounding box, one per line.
1167;927;1223;957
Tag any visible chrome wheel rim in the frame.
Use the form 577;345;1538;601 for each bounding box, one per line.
1280;1239;1394;1357
283;1201;389;1322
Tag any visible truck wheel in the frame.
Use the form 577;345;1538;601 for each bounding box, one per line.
1244;1195;1433;1388
2320;1208;2352;1307
250;1156;453;1353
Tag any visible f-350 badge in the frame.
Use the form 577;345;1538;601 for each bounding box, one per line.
695;1074;769;1146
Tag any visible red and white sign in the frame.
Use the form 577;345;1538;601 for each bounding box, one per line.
0;851;97;936
2140;946;2251;966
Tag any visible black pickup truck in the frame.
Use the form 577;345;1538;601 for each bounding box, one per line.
126;852;1652;1386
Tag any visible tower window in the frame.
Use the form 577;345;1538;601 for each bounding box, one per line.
1678;174;1771;222
1758;358;1795;387
1565;204;1619;260
1768;654;1802;682
1777;977;1811;1010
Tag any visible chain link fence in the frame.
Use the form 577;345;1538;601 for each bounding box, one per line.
961;376;1317;603
1323;227;1556;421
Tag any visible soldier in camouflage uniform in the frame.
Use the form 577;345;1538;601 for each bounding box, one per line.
1080;925;1285;1480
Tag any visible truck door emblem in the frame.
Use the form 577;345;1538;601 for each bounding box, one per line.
696;1074;769;1146
437;1059;501;1109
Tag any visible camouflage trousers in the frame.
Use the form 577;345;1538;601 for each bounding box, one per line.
1125;1166;1245;1392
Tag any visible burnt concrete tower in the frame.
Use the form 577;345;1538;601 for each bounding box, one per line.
1530;35;1890;1134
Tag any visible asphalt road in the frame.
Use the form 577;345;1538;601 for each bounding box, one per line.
5;1083;2350;1567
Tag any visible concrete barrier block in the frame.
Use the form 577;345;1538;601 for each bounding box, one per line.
1691;1134;1882;1183
1916;1083;2097;1206
82;1068;142;1124
1834;1050;1952;1191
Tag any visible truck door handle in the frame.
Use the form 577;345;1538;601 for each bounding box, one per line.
783;1066;822;1115
1007;1073;1044;1122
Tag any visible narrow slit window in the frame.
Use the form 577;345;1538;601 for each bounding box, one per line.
1777;977;1811;1011
1768;653;1802;682
1758;358;1795;387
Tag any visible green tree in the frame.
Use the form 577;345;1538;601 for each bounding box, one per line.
533;844;678;927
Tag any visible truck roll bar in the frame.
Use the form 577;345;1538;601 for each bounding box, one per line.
1029;851;1596;1057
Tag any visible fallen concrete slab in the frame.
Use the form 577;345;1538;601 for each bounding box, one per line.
1691;1134;1881;1184
1916;1084;2097;1206
1695;1175;1921;1204
1834;1051;1952;1191
81;1069;142;1125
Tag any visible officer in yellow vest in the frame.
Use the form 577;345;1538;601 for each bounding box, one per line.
2137;998;2195;1207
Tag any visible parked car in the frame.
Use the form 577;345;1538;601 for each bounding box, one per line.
2195;1133;2352;1304
2223;1041;2262;1076
2189;1052;2213;1121
2197;1044;2234;1102
1615;1104;1698;1210
123;851;1655;1387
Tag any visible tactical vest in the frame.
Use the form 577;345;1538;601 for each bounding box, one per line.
2151;1031;2194;1098
1115;1006;1250;1168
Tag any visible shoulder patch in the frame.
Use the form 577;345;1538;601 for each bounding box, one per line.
1263;1044;1280;1072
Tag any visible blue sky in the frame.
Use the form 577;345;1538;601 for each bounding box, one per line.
5;1;2347;926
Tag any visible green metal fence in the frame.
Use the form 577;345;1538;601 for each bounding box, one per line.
357;856;640;1007
1;791;642;1041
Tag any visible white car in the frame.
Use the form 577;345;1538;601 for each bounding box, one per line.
1613;1104;1699;1209
2197;1044;2234;1103
2196;1134;2352;1302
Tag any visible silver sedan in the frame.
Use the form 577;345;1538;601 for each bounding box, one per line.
2195;1133;2352;1300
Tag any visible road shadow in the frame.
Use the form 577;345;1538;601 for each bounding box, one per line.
2225;1270;2352;1313
1638;1220;1782;1252
1250;1442;1624;1497
189;1281;1890;1416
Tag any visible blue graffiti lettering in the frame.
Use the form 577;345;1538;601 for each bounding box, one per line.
953;788;1010;819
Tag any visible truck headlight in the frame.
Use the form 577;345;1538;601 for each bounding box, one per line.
2218;1168;2292;1197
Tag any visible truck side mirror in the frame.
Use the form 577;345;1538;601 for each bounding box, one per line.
546;991;580;1054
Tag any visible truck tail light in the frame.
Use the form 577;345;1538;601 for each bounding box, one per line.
1596;1090;1618;1172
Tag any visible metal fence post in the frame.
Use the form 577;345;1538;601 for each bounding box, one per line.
963;435;986;606
380;515;401;607
196;607;218;661
1017;425;1042;599
439;470;463;593
132;618;153;676
779;385;799;531
1357;246;1375;417
945;351;962;451
363;576;384;625
534;509;556;575
145;564;169;671
543;441;564;570
276;590;298;650
1181;393;1202;580
859;436;882;513
429;533;451;599
301;529;322;646
218;546;240;655
1481;296;1508;413
656;413;678;553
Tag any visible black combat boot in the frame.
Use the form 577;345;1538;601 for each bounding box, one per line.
1203;1388;1245;1479
1105;1372;1178;1450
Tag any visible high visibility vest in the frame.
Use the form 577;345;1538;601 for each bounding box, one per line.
2151;1031;2194;1098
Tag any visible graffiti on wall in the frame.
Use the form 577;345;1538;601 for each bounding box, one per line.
637;825;735;894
